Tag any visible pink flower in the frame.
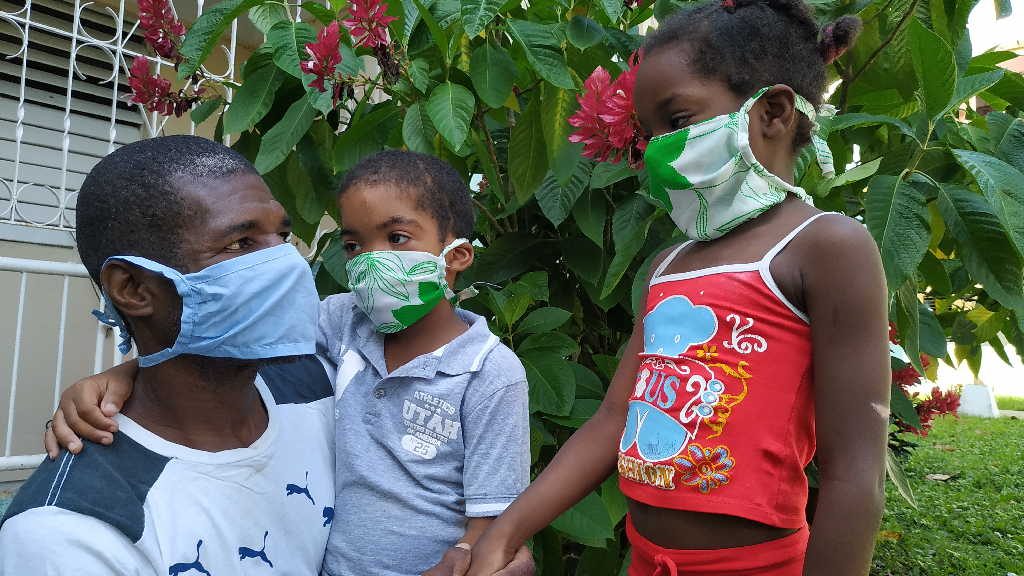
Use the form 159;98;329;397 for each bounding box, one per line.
127;56;199;117
342;0;397;49
137;0;186;62
301;21;343;92
568;54;646;168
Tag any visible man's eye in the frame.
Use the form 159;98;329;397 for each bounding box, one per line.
389;233;410;245
226;239;249;251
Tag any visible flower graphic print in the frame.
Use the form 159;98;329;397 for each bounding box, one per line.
674;444;735;494
618;294;767;495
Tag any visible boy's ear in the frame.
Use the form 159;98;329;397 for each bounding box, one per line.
757;85;798;143
99;261;158;320
445;241;474;275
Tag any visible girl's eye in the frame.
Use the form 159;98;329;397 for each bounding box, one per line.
343;241;360;254
279;232;292;242
389;233;410;245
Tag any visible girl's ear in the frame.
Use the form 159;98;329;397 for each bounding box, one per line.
757;85;798;144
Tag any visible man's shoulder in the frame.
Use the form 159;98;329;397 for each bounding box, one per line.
257;354;333;405
1;434;170;543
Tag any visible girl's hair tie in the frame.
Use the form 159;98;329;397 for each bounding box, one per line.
721;0;737;12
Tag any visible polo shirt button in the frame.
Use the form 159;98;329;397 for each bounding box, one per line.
374;388;386;399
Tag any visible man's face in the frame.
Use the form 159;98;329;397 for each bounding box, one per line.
177;172;293;272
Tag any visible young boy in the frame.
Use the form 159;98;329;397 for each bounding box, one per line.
44;150;533;576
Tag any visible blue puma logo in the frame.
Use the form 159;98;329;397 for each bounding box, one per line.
322;506;335;527
285;471;315;505
168;539;211;576
238;530;273;568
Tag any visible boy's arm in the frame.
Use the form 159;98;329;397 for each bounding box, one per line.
43;360;138;459
0;507;151;575
801;220;889;576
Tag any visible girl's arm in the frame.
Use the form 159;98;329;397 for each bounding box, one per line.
801;219;889;576
42;360;138;458
466;251;669;576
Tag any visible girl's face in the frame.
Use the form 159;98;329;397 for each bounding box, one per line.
633;47;744;140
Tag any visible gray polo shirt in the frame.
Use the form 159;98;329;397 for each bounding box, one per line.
317;293;530;576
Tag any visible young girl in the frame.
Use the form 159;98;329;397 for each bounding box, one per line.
467;1;890;574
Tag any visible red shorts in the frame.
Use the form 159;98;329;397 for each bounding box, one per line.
625;515;809;576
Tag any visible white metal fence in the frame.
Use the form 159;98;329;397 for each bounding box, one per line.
0;0;241;473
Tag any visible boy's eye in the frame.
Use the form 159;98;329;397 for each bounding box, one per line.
389;233;410;246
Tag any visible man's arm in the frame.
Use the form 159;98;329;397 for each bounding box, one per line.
801;219;889;575
0;507;152;575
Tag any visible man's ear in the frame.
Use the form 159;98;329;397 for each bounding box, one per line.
756;85;798;144
445;241;474;275
98;261;158;320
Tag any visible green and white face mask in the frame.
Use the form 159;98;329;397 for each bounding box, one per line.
643;87;836;241
346;238;468;333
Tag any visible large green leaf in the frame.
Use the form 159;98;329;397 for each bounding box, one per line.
602;194;655;298
893;278;924;373
919;302;948;359
518;307;572;334
995;118;1024;174
469;43;516;108
267;20;317;80
886;447;918;508
600;0;625;23
519;332;580;357
536;161;593;227
545;398;600;429
402;102;437;154
936;183;1024;311
506;19;575;90
223;55;285;134
285;152;322;224
952;149;1024;252
550;492;614;547
590;161;635;188
907;19;957;120
254;93;317;173
248;3;290;34
573;189;607;246
540;83;576;164
522;351;576;415
190;96;223;125
180;0;270;79
425;81;476;151
461;0;503;37
509;95;549;205
567;16;605;49
947;69;1005;114
865;175;931;289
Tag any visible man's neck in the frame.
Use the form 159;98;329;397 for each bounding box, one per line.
122;357;268;452
383;301;468;373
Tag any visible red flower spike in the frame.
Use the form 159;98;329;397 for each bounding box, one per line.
128;56;174;115
301;21;343;93
137;0;186;62
342;0;397;49
567;53;647;169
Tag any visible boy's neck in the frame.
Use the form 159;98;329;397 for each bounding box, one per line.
383;300;469;373
122;357;268;452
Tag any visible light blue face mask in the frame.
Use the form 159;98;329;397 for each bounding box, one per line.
92;243;319;368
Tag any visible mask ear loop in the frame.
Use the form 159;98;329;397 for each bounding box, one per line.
92;291;133;354
793;94;837;178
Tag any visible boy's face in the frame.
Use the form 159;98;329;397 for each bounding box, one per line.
337;182;473;284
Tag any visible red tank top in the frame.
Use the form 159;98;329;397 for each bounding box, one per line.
618;213;829;529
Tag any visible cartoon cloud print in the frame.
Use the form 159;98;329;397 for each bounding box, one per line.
644;295;718;357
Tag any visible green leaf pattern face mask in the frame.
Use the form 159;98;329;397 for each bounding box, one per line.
346;238;468;333
643;87;836;241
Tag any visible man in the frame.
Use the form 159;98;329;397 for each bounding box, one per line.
0;136;335;574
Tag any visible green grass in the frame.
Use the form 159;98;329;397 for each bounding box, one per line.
872;416;1024;575
996;396;1024;412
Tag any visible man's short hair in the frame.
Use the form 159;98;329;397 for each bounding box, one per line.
76;135;258;284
